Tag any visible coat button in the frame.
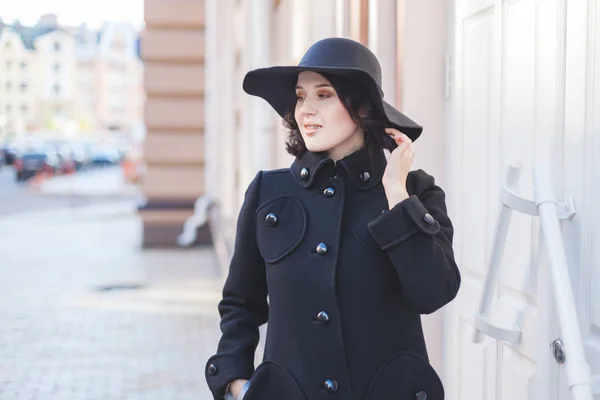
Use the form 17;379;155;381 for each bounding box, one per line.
316;311;330;324
424;213;435;224
415;391;428;400
207;364;217;376
316;242;328;255
300;167;310;180
323;187;335;197
359;171;371;182
265;213;278;227
324;379;339;392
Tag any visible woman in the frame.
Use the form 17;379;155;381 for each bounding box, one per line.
205;37;460;400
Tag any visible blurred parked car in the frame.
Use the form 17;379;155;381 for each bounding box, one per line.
14;147;61;181
1;144;19;165
55;146;77;174
69;145;92;171
89;147;121;167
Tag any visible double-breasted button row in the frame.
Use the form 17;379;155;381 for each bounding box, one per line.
300;166;371;185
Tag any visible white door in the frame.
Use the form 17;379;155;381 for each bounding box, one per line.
444;0;600;399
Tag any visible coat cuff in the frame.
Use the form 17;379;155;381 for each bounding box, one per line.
367;195;440;251
205;354;254;400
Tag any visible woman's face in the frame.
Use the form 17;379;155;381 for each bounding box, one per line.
294;71;364;161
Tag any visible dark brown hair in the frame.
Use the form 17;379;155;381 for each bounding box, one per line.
282;72;397;159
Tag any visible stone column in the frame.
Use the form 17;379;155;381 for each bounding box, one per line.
140;0;209;247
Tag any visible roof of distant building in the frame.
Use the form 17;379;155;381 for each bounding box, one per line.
0;16;142;59
0;25;71;50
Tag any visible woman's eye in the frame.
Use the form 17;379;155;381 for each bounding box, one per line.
318;93;331;99
296;95;304;101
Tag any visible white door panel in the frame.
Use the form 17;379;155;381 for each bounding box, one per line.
455;7;495;278
456;317;498;399
447;0;599;398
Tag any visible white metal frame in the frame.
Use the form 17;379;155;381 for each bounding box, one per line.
472;163;597;400
176;195;213;247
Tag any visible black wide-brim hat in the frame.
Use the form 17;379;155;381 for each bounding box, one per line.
243;37;423;141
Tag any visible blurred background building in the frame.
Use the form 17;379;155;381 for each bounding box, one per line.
0;14;143;140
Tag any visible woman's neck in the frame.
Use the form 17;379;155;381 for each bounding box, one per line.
327;129;365;162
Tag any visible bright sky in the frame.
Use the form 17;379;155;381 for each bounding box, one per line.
1;0;144;28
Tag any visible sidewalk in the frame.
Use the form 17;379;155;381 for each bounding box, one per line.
0;203;225;400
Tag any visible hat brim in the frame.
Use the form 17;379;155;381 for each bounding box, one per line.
243;66;423;141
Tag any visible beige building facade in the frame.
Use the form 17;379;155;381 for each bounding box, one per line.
76;22;144;135
143;1;600;399
0;27;38;136
34;28;79;134
0;21;78;137
0;15;143;140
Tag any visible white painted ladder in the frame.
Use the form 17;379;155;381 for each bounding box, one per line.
471;163;597;400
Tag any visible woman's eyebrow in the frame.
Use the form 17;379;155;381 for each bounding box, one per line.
295;83;333;89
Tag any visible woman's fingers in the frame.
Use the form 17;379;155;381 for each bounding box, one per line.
385;128;412;146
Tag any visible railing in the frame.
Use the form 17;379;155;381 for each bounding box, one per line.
176;194;213;247
472;163;596;400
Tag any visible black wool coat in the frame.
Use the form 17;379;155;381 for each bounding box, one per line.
205;146;461;400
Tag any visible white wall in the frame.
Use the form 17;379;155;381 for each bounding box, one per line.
400;0;450;376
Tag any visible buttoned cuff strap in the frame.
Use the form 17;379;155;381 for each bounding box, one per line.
206;354;254;399
367;195;440;251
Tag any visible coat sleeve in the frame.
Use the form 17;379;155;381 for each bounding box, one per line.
205;171;269;400
367;169;461;314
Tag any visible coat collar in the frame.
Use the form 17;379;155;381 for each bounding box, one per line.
290;146;387;190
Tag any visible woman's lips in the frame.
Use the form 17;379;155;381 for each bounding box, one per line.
304;125;322;135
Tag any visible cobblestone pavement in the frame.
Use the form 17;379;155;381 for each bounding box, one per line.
0;204;226;400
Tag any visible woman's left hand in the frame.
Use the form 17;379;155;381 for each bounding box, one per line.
382;128;415;208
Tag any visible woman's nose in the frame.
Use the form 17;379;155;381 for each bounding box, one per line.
299;100;317;116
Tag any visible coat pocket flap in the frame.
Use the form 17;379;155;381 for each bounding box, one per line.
256;196;307;263
243;361;307;400
364;351;444;400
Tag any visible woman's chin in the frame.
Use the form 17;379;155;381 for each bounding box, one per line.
305;142;333;153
